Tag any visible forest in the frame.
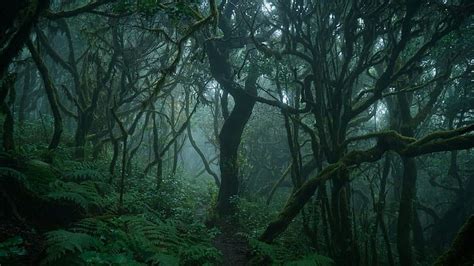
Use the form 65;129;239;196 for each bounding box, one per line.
0;0;473;265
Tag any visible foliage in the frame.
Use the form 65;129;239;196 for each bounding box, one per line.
285;254;335;266
0;236;27;262
247;238;334;265
0;150;221;265
42;230;103;265
1;0;473;265
42;215;220;265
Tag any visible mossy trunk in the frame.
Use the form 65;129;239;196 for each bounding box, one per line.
331;168;358;265
1;102;14;151
397;156;417;266
430;175;474;249
74;113;92;159
0;75;15;151
27;40;63;152
216;95;255;215
434;215;474;266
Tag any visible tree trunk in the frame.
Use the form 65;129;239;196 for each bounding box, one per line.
216;94;256;215
434;215;474;266
27;39;63;152
18;64;32;126
0;0;48;77
74;112;93;159
331;168;358;266
431;174;474;249
205;35;259;216
397;156;417;266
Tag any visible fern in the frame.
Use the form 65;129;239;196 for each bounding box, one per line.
22;159;60;193
46;180;106;213
145;253;179;265
41;215;221;265
0;167;28;188
285;253;335;266
79;251;145;266
122;215;183;251
179;243;222;265
72;217;109;235
47;191;90;210
42;230;103;265
64;168;105;181
58;161;107;182
248;238;289;263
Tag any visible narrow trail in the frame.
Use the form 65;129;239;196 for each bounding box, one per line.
212;219;251;265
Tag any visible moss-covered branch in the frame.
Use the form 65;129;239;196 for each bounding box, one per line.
260;125;474;243
434;215;474;266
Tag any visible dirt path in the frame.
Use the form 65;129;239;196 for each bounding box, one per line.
212;220;251;265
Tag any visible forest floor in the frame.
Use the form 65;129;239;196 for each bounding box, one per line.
212;219;251;265
0;218;44;265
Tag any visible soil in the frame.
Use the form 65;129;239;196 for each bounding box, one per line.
0;219;44;265
212;219;251;266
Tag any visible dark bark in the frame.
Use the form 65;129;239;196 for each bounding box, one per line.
152;112;163;187
412;208;425;260
186;91;220;187
27;39;63;151
396;120;417;266
205;19;259;215
74;113;92;159
430;174;474;250
434;215;474;266
397;156;417;266
331;168;358;266
0;0;48;77
370;155;395;266
0;74;15;151
111;108;127;212
259;126;474;243
217;93;256;215
18;64;32;125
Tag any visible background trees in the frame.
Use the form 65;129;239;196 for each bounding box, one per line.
0;0;473;265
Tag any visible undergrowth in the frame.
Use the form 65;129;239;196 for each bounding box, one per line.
0;136;221;265
0;125;332;265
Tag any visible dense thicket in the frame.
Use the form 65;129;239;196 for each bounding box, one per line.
0;0;473;265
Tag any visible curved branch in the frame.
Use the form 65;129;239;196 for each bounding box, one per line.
43;0;116;20
260;125;474;243
27;39;63;151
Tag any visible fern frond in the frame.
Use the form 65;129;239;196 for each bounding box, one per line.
46;180;106;212
72;217;108;235
146;253;179;266
42;230;103;265
249;238;294;264
64;168;105;182
285;253;335;266
0;167;28;188
47;191;90;210
22;160;60;193
79;251;145;265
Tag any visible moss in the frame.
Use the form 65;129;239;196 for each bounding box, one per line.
434;215;474;266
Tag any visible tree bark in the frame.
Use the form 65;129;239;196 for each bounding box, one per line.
0;74;15;151
217;93;256;215
434;215;474;266
27;39;63;151
205;28;259;215
18;64;32;125
259;126;474;243
397;156;417;266
0;0;48;76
